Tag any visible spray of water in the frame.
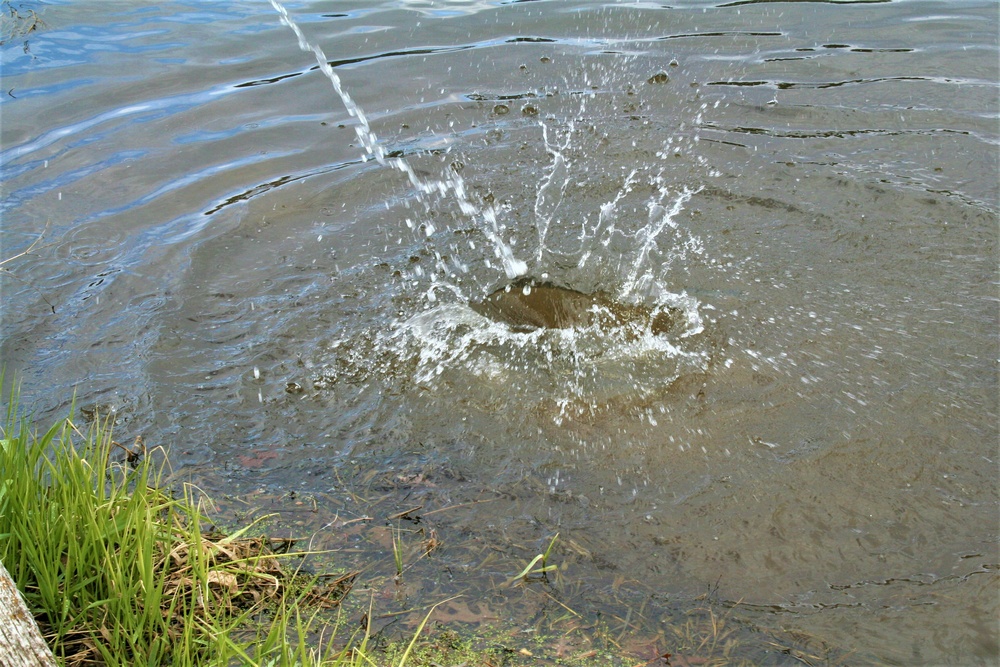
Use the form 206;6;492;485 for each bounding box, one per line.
268;0;527;279
270;2;717;423
534;120;573;262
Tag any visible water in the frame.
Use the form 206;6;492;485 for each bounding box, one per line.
2;1;997;664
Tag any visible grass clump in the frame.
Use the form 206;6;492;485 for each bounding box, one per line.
0;385;354;666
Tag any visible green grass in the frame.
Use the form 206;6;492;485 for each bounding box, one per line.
0;379;848;666
0;383;362;666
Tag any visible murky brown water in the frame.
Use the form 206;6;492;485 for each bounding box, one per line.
2;1;997;664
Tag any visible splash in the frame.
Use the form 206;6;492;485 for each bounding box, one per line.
391;166;710;423
270;2;717;422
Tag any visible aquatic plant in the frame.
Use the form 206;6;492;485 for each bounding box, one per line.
0;0;45;47
513;532;560;582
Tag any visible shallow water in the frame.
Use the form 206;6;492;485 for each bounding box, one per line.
2;1;997;663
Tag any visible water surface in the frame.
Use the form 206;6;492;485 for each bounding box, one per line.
2;1;997;663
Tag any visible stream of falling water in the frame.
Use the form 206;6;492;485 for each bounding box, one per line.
270;0;528;280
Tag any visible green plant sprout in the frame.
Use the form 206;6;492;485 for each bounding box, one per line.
392;523;405;579
513;532;560;582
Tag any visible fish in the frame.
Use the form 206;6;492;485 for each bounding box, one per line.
470;277;679;335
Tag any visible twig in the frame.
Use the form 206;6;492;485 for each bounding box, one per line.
540;590;582;618
0;223;49;268
1;223;57;312
386;505;423;521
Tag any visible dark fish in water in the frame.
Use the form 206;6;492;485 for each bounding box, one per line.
470;277;679;335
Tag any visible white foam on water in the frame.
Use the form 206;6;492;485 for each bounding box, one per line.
393;274;708;423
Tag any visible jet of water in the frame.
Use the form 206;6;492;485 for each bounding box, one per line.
268;0;527;279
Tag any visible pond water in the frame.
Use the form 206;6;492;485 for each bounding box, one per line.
2;0;997;663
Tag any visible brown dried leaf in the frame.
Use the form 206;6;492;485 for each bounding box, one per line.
206;570;238;594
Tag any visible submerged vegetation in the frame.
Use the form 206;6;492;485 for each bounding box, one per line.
0;0;44;50
0;380;849;665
